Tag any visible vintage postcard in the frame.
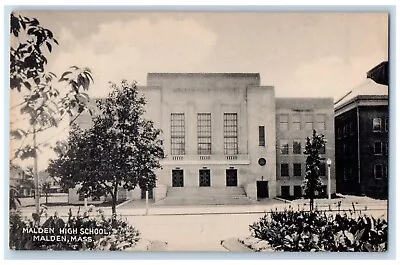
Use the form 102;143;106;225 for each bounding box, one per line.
8;10;389;252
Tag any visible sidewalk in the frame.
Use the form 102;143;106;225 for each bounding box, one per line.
17;196;388;218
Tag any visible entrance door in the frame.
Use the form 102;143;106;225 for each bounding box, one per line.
226;169;238;186
281;186;290;198
172;169;184;187
293;185;302;198
141;188;154;199
257;181;269;199
199;169;211;187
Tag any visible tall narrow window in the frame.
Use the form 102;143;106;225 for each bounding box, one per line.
224;113;238;155
316;114;326;130
374;141;382;155
343;124;348;137
281;164;289;177
374;164;383;179
292;114;301;130
293;139;301;154
279;114;289;131
384;165;388;178
293;163;302;177
280;140;289;155
373;118;382;132
385;118;388;132
197;113;212;155
305;114;313;130
171;113;185;155
349;122;355;135
258;126;265;146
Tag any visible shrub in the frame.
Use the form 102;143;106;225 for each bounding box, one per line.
9;206;140;251
249;208;387;252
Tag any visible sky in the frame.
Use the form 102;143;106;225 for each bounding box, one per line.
10;11;389;170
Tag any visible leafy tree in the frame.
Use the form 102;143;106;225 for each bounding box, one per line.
9;13;94;210
47;81;165;217
303;130;326;211
10;12;94;160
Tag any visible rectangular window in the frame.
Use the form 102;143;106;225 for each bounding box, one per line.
337;127;342;139
171;113;185;155
374;141;382;155
350;122;355;135
293;139;301;154
258;126;265;147
279;114;289;131
373;118;382;132
292;115;301;130
374;164;383;179
197;113;211;155
293;163;302;176
385;118;388;132
316;114;326;131
224;113;238;155
319;164;326;176
343;125;347;137
385;141;388;155
280;140;289;155
281;164;289;177
305;114;313;130
384;165;388;178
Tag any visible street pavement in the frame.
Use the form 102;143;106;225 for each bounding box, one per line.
16;197;388;251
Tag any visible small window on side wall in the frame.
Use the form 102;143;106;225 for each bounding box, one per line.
374;164;383;179
373;118;382;132
385;118;388;132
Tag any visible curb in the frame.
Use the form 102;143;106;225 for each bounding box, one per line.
116;199;133;209
221;238;253;252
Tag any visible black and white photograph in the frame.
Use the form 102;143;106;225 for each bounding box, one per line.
7;9;390;253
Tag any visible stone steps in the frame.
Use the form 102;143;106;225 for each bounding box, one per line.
154;187;255;206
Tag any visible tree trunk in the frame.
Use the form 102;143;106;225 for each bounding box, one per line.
111;184;118;225
45;192;48;204
310;197;314;212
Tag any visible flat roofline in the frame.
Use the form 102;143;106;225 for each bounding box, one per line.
334;95;388;112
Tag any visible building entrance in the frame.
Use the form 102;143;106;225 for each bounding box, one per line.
226;169;238;186
199;169;211;187
141;188;154;199
172;169;184;187
257;181;269;199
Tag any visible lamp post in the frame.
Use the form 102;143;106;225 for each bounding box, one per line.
326;158;332;210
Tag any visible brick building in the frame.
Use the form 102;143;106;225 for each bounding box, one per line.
334;78;388;198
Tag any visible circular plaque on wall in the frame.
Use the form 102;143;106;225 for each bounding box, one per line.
258;158;266;166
